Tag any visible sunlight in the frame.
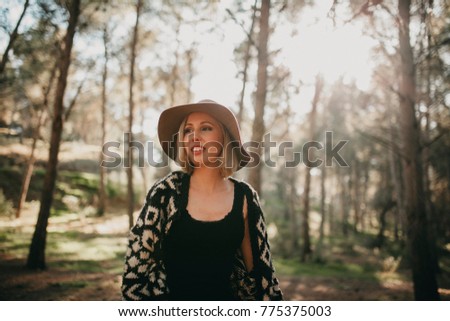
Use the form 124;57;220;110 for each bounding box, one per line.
277;12;376;91
188;0;377;122
190;12;244;108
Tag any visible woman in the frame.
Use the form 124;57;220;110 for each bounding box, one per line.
121;99;283;300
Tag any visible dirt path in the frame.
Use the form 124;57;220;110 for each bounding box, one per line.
1;206;448;301
0;257;418;301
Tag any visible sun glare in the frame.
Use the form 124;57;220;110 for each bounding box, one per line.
190;1;376;119
277;13;375;91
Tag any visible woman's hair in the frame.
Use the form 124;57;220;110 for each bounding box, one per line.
176;115;239;178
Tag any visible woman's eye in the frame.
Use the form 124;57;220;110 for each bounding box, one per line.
201;126;212;132
183;128;193;135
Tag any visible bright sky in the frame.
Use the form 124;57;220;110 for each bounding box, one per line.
190;0;377;120
3;1;377;137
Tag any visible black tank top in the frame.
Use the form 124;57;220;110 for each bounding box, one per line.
163;176;244;301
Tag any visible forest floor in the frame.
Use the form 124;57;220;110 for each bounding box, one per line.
1;202;449;301
1;140;449;300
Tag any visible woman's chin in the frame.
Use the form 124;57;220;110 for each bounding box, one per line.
189;156;222;169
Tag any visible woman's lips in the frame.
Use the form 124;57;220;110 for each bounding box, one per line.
191;146;204;155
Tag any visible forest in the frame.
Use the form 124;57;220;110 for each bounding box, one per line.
0;0;449;301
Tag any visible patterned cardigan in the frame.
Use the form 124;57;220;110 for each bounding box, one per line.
121;171;283;300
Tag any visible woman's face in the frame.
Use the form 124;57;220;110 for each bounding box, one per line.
182;112;224;168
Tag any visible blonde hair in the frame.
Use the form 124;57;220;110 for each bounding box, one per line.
176;115;239;178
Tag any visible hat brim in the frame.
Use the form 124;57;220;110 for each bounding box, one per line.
158;101;251;171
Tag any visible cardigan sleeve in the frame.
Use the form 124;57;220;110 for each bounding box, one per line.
121;181;169;300
232;181;284;301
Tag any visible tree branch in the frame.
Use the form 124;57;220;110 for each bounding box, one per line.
422;128;450;149
64;77;85;121
357;129;408;161
373;70;405;99
0;0;30;75
226;7;257;48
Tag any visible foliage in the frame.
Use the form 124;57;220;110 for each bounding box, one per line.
0;158;127;217
0;189;14;218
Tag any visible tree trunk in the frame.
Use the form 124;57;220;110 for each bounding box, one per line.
352;160;361;232
169;21;181;106
98;25;109;217
375;199;395;249
237;0;258;125
16;110;45;219
315;103;328;261
0;0;29;75
360;161;369;232
421;4;440;275
340;170;350;236
388;125;402;241
127;0;143;229
185;48;194;104
26;0;80;270
398;0;439;300
16;60;57;219
375;169;396;248
314;161;326;261
300;75;323;262
284;150;299;253
248;0;270;195
138;78;148;195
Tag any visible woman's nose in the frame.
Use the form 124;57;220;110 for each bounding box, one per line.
189;131;200;142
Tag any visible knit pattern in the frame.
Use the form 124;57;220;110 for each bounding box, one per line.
121;171;283;300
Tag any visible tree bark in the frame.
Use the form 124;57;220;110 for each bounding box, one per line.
375;169;396;248
340;169;350;236
300;75;323;262
360;161;369;232
285;149;299;253
388;123;403;241
127;0;143;229
398;0;439;300
169;21;181;106
420;1;440;275
351;160;361;232
16;60;57;219
185;48;195;104
16;112;42;218
237;0;258;125
26;0;81;269
0;0;30;75
248;0;270;195
98;25;109;216
375;199;396;249
314;161;327;261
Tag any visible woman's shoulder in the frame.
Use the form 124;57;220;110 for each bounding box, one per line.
229;176;259;199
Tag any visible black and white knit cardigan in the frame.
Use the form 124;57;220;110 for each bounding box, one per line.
121;171;283;300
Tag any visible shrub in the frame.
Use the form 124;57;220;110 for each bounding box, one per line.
0;189;14;218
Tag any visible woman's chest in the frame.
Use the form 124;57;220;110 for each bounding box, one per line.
186;189;236;221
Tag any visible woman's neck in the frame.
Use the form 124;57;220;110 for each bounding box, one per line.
190;167;229;193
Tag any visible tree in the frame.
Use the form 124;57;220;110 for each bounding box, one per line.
11;4;61;218
126;0;143;229
16;61;56;219
398;0;439;300
98;24;109;216
26;0;81;270
227;0;258;124
248;0;271;195
0;0;30;75
301;75;323;262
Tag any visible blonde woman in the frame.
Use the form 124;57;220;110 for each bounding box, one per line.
122;100;283;300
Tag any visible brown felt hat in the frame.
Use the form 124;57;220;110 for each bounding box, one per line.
158;99;251;171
